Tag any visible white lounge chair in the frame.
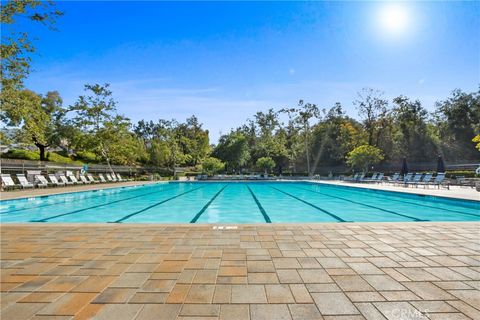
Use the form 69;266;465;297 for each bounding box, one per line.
110;173;118;182
67;174;81;184
57;174;74;186
16;174;34;188
1;174;18;190
48;174;65;187
79;175;91;184
115;173;124;182
87;174;99;183
98;173;107;183
34;175;49;188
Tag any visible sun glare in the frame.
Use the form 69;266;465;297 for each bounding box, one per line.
379;3;409;36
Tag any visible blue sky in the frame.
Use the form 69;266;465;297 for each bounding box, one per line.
16;1;480;142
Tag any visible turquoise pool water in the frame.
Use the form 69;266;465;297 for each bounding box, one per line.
1;182;478;223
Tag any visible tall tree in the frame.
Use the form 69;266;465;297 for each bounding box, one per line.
212;131;250;172
354;88;388;146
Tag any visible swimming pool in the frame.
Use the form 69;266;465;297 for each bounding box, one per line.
1;182;478;223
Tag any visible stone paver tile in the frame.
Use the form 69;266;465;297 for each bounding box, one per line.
248;272;279;284
423;268;468;281
265;284;295;303
126;263;157;273
177;269;197;284
185;284;215;303
220;305;249;320
166;284;190;303
136;304;181;320
92;288;136;304
427;313;470;320
217;276;247;284
37;292;96;316
213;284;232;303
247;261;275;273
288;304;322;320
348;262;383;275
150;272;179;280
273;258;301;269
317;257;348;268
73;303;103;320
250;304;292;320
141;279;176;292
298;269;333;283
37;276;86;292
218;266;247;277
306;283;341;292
71;275;117;292
312;292;359;315
410;300;459;313
366;257;401;268
447;300;480;319
18;292;63;303
346;291;385;302
180;304;220;317
363;275;406;291
129;292;167;303
91;304;143;320
333;275;375;292
277;270;302;284
193;270;217;284
355;302;387;320
109;273;149;288
155;260;186;273
373;302;428;320
380;290;421;301
395;267;439;281
448;289;480;308
0;302;48;320
298;257;322;268
231;285;267;303
403;282;455;300
290;284;313;303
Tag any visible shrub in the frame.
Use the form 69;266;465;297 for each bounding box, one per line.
256;157;276;173
346;145;384;172
3;149;40;160
202;157;225;176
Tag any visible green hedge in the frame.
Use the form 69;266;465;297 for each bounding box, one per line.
3;149;40;160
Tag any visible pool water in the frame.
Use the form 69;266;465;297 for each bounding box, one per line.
1;182;478;223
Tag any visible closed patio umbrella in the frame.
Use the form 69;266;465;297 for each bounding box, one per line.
436;155;445;173
400;157;408;176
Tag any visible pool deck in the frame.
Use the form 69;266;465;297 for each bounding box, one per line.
1;222;479;319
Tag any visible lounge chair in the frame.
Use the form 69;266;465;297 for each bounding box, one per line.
57;174;74;186
16;174;34;188
79;175;91;184
375;172;384;183
67;174;82;184
1;174;19;190
430;173;448;189
98;173;107;183
387;173;400;184
111;173;118;182
417;173;433;188
116;173;125;182
34;175;49;188
48;174;65;187
87;174;99;183
397;173;413;186
406;173;423;187
105;173;114;182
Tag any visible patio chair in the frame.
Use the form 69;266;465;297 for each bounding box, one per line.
48;174;65;187
116;173;124;182
34;175;49;188
67;174;82;184
375;172;385;183
98;173;107;183
387;173;400;184
110;173;118;182
1;174;19;190
105;173;114;182
79;175;91;184
417;173;433;188
430;173;448;189
57;174;74;186
87;174;100;183
16;174;34;188
406;173;423;187
397;173;413;186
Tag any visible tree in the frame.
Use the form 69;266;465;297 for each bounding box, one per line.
256;157;275;174
346;145;384;173
202;157;225;176
212;131;250;172
1;1;62;115
354;88;388;146
473;135;480;151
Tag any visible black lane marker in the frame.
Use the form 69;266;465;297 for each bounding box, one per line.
321;186;480;218
113;186;204;223
247;185;271;223
270;186;346;222
295;186;426;222
30;185;179;222
2;185;154;215
190;185;228;223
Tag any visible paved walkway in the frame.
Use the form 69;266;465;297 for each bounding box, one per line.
0;181;162;201
311;181;479;201
1;223;479;319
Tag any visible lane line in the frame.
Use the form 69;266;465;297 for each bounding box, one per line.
270;186;346;222
190;185;228;223
295;186;426;222
30;185;180;222
247;185;271;223
113;186;204;223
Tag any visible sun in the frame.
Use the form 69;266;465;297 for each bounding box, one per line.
379;3;409;35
